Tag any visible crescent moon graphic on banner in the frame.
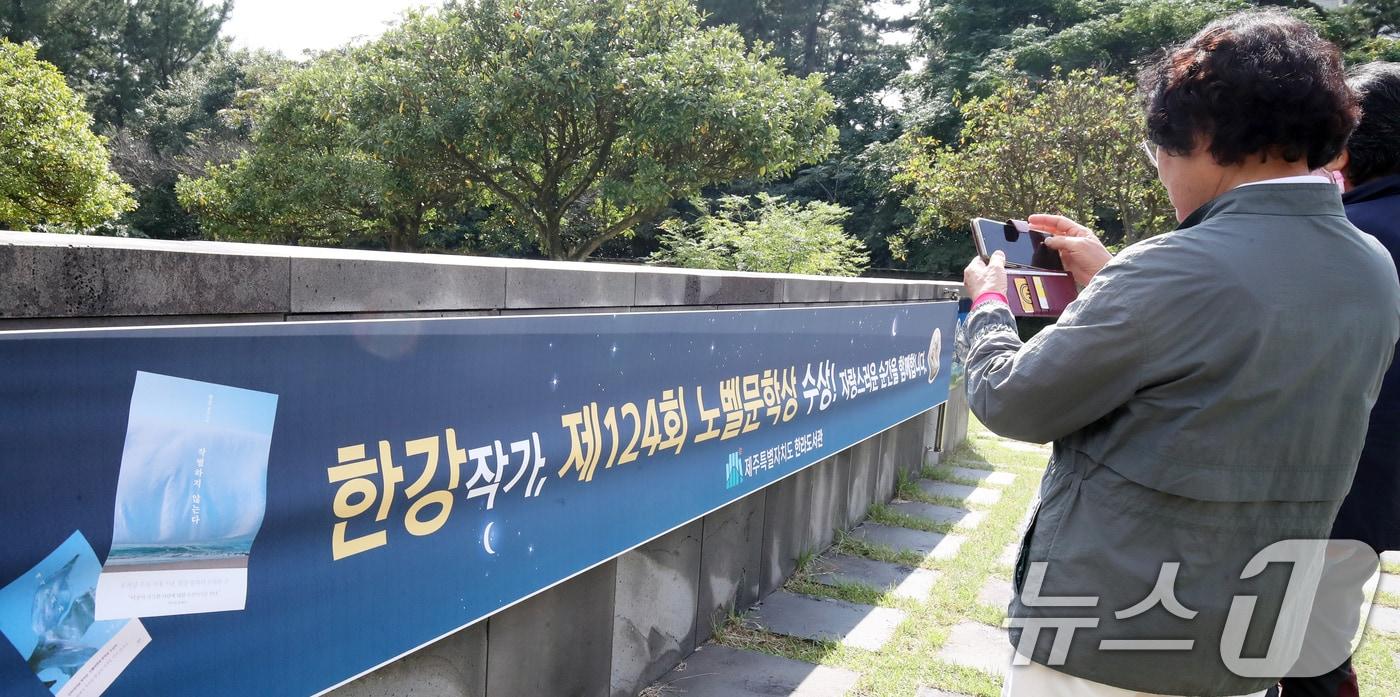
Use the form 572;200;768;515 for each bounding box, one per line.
483;522;497;555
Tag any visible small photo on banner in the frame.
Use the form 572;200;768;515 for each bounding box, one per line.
0;531;150;697
95;372;278;621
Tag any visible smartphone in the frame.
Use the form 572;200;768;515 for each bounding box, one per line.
970;218;1064;272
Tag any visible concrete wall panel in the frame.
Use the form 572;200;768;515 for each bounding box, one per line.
611;521;703;697
486;562;617;697
759;470;812;597
292;258;505;313
0;240;289;319
326;623;486;697
695;491;765;646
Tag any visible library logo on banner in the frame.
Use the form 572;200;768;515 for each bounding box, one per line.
724;451;744;489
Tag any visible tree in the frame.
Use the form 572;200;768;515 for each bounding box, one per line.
1320;0;1400;62
178;51;454;250
0;41;133;230
650;193;868;275
111;49;290;239
693;0;914;269
0;0;231;129
894;70;1171;270
996;0;1249;85
904;0;1358;140
181;0;838;258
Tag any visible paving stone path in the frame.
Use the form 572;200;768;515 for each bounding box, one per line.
849;522;966;562
1370;604;1400;635
946;466;1017;486
1379;572;1399;596
917;480;1002;506
997;541;1019;567
746;591;907;651
935;622;1013;677
976;576;1014;610
647;453;1027;695
888;501;986;530
808;553;940;601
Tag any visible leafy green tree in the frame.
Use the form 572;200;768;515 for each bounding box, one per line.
0;40;133;230
905;0;1361;139
181;0;838;257
996;0;1249;84
650;193;868;275
178;51;452;250
693;0;913;268
1319;0;1400;62
895;70;1170;272
0;0;230;128
112;49;290;239
903;0;1095;138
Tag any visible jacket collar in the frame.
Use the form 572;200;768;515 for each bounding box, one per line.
1342;174;1400;206
1177;182;1346;230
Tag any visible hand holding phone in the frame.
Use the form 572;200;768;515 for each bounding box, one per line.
968;216;1081;317
963;249;1007;301
1027;214;1113;286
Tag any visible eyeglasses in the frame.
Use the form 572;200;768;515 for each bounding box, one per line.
1140;140;1158;168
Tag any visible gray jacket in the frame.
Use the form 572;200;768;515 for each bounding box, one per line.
966;183;1400;695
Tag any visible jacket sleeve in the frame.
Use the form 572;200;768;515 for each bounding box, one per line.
965;259;1147;444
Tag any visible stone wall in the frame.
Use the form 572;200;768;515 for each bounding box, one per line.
0;231;969;697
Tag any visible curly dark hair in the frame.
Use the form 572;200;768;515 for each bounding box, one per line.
1139;10;1359;170
1345;62;1400;185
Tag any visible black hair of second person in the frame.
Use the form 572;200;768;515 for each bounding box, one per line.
1345;62;1400;185
1138;10;1359;170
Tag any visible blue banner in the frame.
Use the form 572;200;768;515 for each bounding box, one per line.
0;302;956;696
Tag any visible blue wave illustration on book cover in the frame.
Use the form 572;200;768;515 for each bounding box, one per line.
108;372;278;569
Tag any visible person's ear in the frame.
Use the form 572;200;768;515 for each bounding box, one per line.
1322;150;1353;192
1325;149;1350;180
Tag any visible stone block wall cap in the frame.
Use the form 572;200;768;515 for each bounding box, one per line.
785;271;958;288
0;231;632;273
636;265;789;281
0;231;961;291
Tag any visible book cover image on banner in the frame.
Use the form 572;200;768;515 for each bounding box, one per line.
0;531;151;697
95;372;278;621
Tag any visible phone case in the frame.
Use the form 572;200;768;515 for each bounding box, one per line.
1005;270;1078;318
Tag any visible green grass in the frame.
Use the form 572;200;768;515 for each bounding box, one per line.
1383;561;1400;576
705;417;1400;696
1352;631;1400;697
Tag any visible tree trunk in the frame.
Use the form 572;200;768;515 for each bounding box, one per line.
386;216;421;252
541;218;565;260
801;0;831;77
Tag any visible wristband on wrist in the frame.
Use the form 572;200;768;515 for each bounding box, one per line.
972;291;1007;308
